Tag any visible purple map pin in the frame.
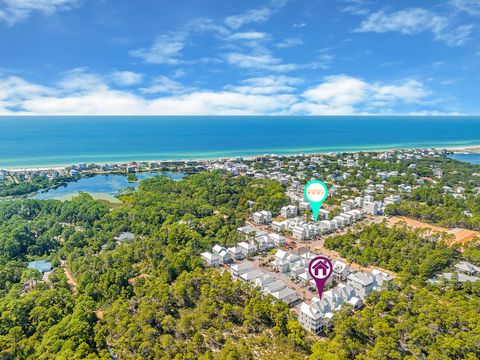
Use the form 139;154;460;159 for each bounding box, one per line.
308;256;333;300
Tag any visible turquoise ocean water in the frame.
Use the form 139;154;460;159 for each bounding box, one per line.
1;116;480;168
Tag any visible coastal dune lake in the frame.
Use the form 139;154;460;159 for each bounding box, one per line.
34;172;183;202
1;116;480;167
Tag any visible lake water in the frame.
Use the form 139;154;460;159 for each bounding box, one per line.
448;154;480;165
2;116;480;168
34;172;183;201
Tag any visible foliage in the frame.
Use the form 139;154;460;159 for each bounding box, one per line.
324;223;457;279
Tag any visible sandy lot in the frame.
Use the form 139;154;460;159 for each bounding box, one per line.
388;216;479;245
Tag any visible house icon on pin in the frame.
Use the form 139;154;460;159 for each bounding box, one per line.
312;260;329;277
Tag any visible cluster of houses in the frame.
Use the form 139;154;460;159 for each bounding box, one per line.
430;261;480;284
271;209;365;240
204;243;394;335
299;267;392;334
0;167;69;182
230;261;300;305
200;226;285;266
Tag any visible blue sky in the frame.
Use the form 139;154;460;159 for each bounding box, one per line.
0;0;479;115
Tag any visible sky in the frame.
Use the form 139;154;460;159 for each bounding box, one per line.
0;0;479;115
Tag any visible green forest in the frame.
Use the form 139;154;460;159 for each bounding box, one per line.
0;175;75;198
0;171;479;359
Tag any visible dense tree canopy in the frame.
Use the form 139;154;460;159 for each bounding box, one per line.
0;170;479;359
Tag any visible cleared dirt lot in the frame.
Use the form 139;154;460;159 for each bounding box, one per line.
388;216;479;245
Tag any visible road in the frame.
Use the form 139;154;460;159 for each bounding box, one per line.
247;216;395;276
60;259;78;294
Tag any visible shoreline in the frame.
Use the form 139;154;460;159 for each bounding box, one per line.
1;144;480;171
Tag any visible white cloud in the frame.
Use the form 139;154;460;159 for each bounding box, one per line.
225;8;272;30
0;75;54;113
186;18;230;36
0;0;79;25
356;8;474;46
450;0;480;15
130;2;289;66
226;32;269;41
130;31;187;64
139;76;193;94
111;71;144;86
0;72;441;116
292;22;306;28
225;75;302;94
224;0;288;29
294;75;432;115
57;68;106;91
275;37;303;49
225;51;298;72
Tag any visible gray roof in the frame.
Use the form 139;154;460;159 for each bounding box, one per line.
27;260;52;273
347;272;373;286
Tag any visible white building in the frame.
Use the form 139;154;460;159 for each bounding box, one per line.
298;284;363;335
201;252;220;267
237;241;257;257
227;246;244;260
240;269;265;283
253;210;272;224
332;260;350;282
454;261;480;275
292;224;312;240
363;201;380;215
281;205;298;218
268;233;285;246
347;272;375;299
230;261;255;278
271;287;299;305
271;220;288;232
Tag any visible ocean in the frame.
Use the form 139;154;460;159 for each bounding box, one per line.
1;116;480;168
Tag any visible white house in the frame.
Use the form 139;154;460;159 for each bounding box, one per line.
230;261;255;278
271;287;299;305
263;280;287;294
268;233;285;246
318;220;334;234
384;195;401;206
238;241;257;257
281;205;298;218
201;252;220;267
271;220;287;232
332;260;350;282
363;201;380;215
114;232;135;245
217;249;233;264
347;272;374;299
454;261;480;275
227;246;244;260
318;209;330;220
253;210;272;224
255;274;275;288
372;269;393;289
212;244;225;254
292;225;311;240
240;269;265;283
271;250;290;273
346;209;364;221
298;297;334;334
299;283;364;334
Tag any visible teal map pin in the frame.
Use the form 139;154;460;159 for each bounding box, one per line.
304;179;329;223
